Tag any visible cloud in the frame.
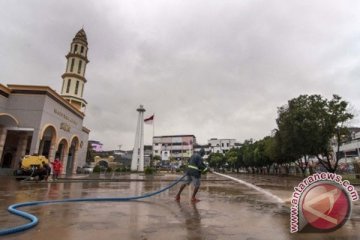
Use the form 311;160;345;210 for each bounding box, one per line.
1;0;360;150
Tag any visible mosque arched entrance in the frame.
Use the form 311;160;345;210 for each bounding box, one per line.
38;125;57;161
56;138;69;167
0;113;31;169
66;136;79;175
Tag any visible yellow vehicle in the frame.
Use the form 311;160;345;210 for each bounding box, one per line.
14;155;49;180
20;155;49;169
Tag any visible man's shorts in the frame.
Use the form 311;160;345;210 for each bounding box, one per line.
184;175;201;188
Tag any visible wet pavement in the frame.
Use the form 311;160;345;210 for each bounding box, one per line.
0;173;359;240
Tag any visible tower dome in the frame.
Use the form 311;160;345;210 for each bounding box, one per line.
73;29;88;46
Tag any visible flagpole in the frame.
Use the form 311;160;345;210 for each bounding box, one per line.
153;114;155;139
152;114;155;168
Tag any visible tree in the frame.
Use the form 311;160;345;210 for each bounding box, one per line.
152;155;161;167
276;95;325;176
208;153;225;170
258;137;273;174
315;95;353;172
225;148;240;172
276;94;353;174
242;140;256;173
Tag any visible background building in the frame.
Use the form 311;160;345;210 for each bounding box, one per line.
333;127;360;160
88;140;103;152
207;138;242;154
153;135;196;165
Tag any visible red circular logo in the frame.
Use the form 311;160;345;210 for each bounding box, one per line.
301;182;351;231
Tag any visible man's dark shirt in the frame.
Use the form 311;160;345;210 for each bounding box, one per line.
187;153;207;178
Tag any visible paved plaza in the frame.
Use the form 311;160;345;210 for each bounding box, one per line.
0;173;359;240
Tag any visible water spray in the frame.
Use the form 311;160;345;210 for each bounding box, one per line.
213;172;285;204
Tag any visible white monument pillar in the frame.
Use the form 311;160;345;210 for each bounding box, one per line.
131;105;146;171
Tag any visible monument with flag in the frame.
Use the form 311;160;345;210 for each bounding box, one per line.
131;107;155;172
131;105;146;171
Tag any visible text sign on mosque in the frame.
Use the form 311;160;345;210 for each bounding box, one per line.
54;109;78;125
60;122;71;132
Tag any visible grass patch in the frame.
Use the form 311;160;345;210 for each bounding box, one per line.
341;174;360;184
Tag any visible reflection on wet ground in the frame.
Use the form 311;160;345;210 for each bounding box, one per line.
0;173;359;240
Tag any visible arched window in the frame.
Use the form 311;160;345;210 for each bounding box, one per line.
81;46;84;53
77;60;82;74
75;80;79;94
66;79;71;93
80;83;84;96
74;44;78;53
70;59;75;72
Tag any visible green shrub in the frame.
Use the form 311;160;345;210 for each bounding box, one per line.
93;165;101;173
115;167;130;172
144;167;155;175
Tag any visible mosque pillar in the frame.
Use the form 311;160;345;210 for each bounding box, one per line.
48;142;56;162
72;148;79;174
14;133;28;168
62;147;69;174
0;127;7;165
29;129;41;155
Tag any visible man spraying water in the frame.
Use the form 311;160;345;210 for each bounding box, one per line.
175;148;208;203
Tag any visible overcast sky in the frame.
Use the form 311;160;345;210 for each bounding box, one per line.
1;0;360;150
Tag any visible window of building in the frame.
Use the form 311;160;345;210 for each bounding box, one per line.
81;46;84;53
222;143;224;147
227;143;229;147
70;59;75;72
66;79;71;93
172;142;182;146
171;150;182;154
80;83;84;96
74;44;78;53
75;80;79;94
78;60;82;74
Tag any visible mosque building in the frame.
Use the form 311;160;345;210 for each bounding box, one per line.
0;29;91;174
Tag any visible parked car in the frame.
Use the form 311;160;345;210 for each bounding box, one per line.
76;165;94;174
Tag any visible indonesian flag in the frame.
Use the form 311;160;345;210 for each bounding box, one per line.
144;114;154;124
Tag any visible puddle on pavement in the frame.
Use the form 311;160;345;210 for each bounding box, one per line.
0;174;359;240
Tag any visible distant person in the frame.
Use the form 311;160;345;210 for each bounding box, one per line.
175;148;209;203
51;158;62;180
42;161;51;181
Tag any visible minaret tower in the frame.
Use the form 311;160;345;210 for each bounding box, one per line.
131;105;146;171
61;29;89;112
